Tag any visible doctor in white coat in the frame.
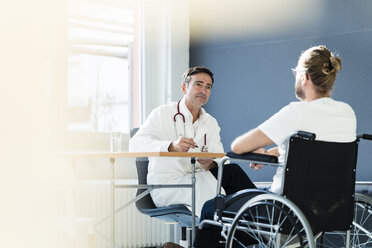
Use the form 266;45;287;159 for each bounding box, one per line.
129;66;254;217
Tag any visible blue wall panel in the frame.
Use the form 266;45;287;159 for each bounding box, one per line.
190;1;372;182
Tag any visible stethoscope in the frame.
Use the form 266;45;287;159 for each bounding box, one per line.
174;99;208;152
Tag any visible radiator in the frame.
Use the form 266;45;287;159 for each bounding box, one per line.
74;179;171;248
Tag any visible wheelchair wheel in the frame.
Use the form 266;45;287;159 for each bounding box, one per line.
225;193;315;248
319;193;372;248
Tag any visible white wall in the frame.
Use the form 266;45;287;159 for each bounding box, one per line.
0;1;69;248
140;0;189;120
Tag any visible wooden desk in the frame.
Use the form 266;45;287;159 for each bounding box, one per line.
65;151;225;158
66;152;225;248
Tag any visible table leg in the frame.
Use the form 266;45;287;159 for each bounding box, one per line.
110;157;115;248
191;157;196;248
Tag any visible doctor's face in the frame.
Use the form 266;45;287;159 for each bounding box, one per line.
182;72;213;107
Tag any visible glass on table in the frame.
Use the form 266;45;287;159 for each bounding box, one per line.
110;132;122;152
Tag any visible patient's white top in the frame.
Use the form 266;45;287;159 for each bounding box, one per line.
258;97;356;194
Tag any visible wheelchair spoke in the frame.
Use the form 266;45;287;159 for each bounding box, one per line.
226;195;313;248
250;205;266;244
267;202;275;244
358;207;371;232
231;236;249;248
357;203;367;227
266;200;276;245
320;233;344;248
318;195;372;248
245;210;265;244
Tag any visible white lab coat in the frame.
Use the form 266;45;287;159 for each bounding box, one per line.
129;97;225;217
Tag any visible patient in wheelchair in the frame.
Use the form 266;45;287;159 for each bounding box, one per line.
194;45;356;247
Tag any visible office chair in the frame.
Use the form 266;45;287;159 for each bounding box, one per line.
130;128;198;245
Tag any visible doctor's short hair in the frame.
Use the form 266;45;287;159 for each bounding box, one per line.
182;66;214;86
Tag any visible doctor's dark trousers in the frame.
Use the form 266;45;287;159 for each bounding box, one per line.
193;163;257;248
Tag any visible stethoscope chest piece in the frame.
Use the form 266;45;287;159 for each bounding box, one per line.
201;133;208;152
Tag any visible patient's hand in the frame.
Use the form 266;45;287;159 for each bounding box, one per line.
266;147;280;157
197;158;216;170
249;147;279;171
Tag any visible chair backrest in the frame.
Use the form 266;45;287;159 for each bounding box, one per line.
129;128;158;211
129;128;138;140
282;133;358;233
135;158;159;211
129;128;198;227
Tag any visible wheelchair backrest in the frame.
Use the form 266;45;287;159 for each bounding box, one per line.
282;133;358;233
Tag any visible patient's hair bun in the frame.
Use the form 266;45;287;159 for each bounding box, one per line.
322;56;341;75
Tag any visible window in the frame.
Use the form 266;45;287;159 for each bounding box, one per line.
67;0;133;133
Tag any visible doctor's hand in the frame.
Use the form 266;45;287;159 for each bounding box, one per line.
197;158;216;170
168;136;197;152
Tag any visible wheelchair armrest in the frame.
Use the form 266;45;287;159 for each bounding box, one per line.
226;151;279;164
215;152;281;196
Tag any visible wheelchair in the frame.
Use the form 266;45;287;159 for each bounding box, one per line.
200;131;372;248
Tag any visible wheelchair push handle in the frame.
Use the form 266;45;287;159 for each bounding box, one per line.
357;133;372;141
